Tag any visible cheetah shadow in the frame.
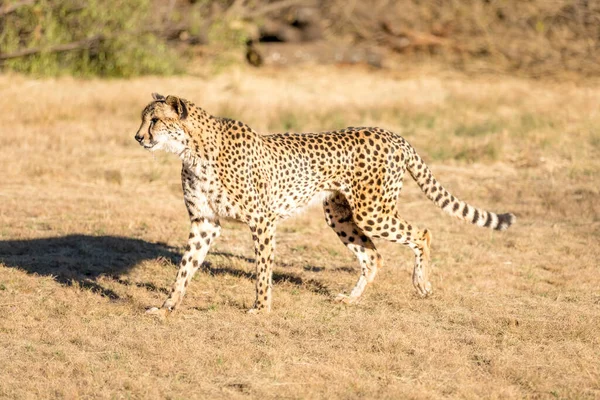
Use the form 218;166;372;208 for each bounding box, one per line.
0;235;333;300
0;235;180;299
203;262;332;297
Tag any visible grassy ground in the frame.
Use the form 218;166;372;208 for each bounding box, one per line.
0;66;599;399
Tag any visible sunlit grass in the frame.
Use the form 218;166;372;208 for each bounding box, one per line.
0;68;599;398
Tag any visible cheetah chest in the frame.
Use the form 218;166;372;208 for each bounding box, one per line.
184;163;240;220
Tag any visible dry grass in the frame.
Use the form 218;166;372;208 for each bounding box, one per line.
1;66;599;399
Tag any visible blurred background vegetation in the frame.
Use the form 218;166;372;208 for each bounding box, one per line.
1;0;598;78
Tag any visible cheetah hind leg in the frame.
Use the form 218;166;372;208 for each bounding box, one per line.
352;212;433;298
334;254;383;304
323;193;383;305
412;229;433;297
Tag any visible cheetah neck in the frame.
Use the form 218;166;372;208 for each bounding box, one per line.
180;110;224;170
178;148;200;167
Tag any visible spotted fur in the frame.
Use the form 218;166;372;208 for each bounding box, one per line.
135;94;516;314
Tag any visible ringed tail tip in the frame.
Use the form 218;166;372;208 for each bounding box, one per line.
495;213;516;231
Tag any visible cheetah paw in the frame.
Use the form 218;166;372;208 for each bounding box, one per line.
334;293;360;304
247;307;270;314
146;307;171;318
414;281;433;298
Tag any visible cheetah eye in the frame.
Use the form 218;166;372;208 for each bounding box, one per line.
151;117;159;125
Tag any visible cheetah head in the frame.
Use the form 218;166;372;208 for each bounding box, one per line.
135;93;189;155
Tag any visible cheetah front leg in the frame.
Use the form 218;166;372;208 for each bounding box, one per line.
147;217;221;316
247;221;276;314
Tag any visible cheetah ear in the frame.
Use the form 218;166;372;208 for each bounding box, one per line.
152;92;165;101
165;95;188;120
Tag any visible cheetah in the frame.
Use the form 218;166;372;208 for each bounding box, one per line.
135;93;516;314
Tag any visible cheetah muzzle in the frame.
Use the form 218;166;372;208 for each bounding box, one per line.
134;93;516;314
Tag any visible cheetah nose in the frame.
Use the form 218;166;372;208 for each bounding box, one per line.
135;134;143;143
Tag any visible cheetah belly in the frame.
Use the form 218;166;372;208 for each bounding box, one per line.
273;190;334;219
208;190;241;221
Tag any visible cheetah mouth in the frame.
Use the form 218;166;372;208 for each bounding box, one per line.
142;141;158;149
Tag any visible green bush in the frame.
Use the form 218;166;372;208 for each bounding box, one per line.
0;0;179;77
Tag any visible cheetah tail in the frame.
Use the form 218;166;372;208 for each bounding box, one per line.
406;146;516;231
